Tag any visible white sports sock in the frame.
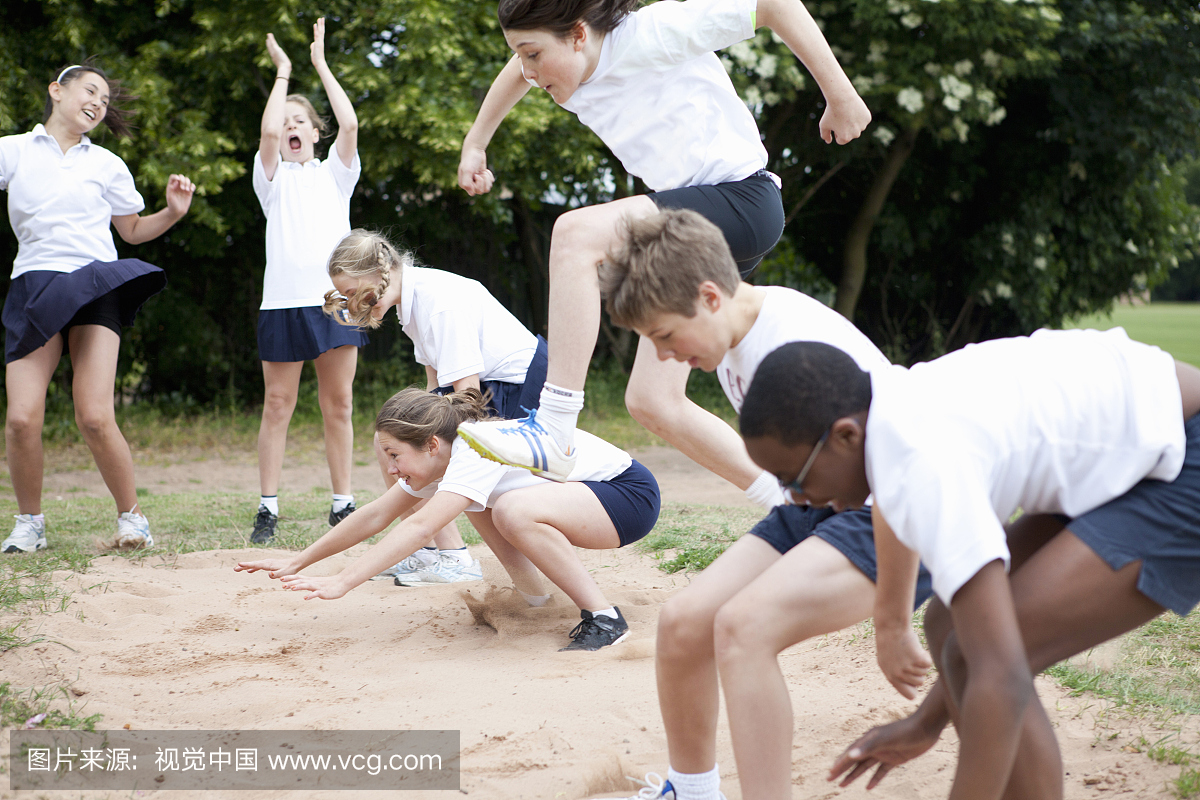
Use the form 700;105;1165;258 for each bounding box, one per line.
667;765;720;800
535;383;584;452
745;470;790;509
438;547;473;566
520;590;552;607
30;514;45;524
591;607;618;620
332;494;354;513
259;496;279;515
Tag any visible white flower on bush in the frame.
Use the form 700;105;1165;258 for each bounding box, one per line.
976;88;996;110
953;59;974;76
981;49;1002;69
853;74;876;93
901;12;923;27
897;86;925;113
756;53;778;79
952;117;970;141
986;107;1008;125
1125;239;1140;254
874;126;897;146
868;40;889;64
995;282;1014;299
1001;231;1016;255
944;95;962;111
1034;256;1048;270
940;74;974;100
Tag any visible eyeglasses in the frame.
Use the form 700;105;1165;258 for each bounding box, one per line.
785;427;830;498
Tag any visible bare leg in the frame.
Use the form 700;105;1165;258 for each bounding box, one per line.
466;508;548;597
314;345;357;497
68;326;138;513
715;537;876;800
626;336;763;490
5;336;62;515
544;195;657;391
656;535;780;773
258;360;304;498
489;482;620;611
374;434;465;550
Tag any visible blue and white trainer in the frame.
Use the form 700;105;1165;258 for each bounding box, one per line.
116;512;154;549
394;554;483;586
373;548;440;580
456;410;576;482
2;514;47;554
599;772;728;800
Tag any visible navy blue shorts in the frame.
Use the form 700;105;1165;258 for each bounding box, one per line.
257;307;368;363
583;460;661;548
3;260;166;363
481;336;549;419
749;504;934;610
1069;413;1200;616
650;171;784;277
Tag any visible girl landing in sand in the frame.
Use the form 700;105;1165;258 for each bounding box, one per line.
236;388;660;651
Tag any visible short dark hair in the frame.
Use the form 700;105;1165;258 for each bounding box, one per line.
498;0;641;37
740;342;872;446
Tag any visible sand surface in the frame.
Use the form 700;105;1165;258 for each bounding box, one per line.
1;446;1188;798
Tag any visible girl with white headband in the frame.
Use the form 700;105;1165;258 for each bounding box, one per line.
0;60;195;553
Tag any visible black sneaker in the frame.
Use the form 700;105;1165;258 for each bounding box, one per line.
559;608;629;651
328;502;356;526
250;506;278;544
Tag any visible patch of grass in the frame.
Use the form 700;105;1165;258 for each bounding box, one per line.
0;681;101;731
1046;614;1200;716
1066;303;1200;368
638;502;765;573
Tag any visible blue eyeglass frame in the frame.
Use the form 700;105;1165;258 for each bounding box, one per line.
785;427;830;497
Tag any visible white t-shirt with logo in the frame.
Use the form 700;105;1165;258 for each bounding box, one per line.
0;125;145;278
401;433;633;512
252;151;360;310
866;327;1185;606
397;266;538;386
718;287;891;413
538;0;767;191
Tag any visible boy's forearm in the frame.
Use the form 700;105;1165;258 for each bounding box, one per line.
871;505;919;630
463;55;531;152
757;0;861;106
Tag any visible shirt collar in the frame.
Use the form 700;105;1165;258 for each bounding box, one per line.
398;266;418;326
32;123;91;150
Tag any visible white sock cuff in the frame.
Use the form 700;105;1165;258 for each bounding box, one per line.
259;496;279;515
744;470;789;509
539;383;584;411
667;764;720;800
520;590;552;607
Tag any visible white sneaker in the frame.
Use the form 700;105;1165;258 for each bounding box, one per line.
372;548;439;580
603;773;728;800
2;514;47;554
394;554;483;586
456;410;576;482
116;512;154;549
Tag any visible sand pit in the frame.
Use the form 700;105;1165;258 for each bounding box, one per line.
0;447;1189;798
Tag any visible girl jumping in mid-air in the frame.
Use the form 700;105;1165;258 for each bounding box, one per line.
251;17;365;544
456;0;871;491
0;61;195;553
322;229;549;584
236;387;660;651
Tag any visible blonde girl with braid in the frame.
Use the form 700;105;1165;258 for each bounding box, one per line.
250;17;365;546
322;229;551;584
236;387;660;651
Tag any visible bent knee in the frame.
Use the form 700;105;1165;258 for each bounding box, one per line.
712;600;767;663
75;408;116;439
489;495;528;534
658;591;721;658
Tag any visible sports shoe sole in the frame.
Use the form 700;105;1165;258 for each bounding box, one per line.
393;574;483;587
3;540;47;554
456;427;569;483
560;630;630;652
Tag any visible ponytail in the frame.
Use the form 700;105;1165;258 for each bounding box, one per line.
375;387;494;449
45;58;137;139
498;0;641;37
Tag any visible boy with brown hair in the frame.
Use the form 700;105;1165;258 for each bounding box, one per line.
585;208;932;800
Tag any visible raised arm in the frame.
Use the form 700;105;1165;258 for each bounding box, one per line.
259;32;292;181
279;490;472;599
756;0;871;144
110;174;195;245
871;504;932;699
458;55;533;195
311;17;358;168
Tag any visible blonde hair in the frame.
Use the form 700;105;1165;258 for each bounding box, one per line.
323;229;413;329
374;387;493;448
600;209;741;330
285;94;329;136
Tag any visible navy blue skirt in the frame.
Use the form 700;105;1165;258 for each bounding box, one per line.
3;259;166;364
257;307;369;363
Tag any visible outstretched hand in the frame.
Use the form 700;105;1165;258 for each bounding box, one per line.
828;712;942;790
165;174;195;217
876;626;932;699
266;33;291;74
458;147;495;196
310;17;326;67
820;93;872;145
279;573;349;600
234;558;301;580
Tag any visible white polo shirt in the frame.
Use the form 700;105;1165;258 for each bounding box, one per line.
866;327;1185;606
0;125;145;278
397;265;538;386
541;0;767;191
253;151;360;310
718;287;891;413
401;433;633;512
